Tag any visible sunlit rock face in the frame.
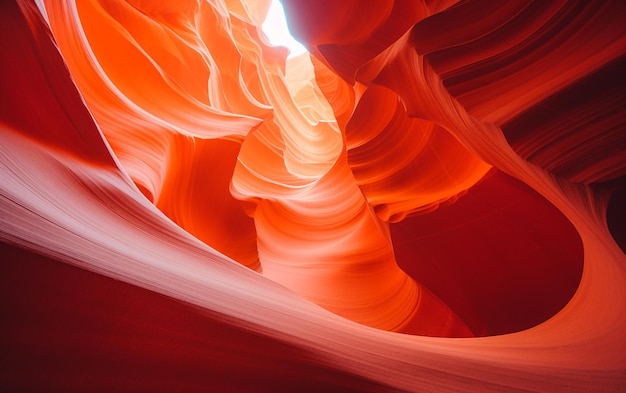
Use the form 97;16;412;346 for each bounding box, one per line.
1;0;624;391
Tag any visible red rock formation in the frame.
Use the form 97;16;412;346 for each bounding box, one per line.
1;0;624;391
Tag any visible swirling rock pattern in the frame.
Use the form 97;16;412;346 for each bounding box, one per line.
1;0;624;391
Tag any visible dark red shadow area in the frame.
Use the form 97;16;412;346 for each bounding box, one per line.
0;243;400;393
502;55;626;185
607;186;626;253
391;169;583;336
0;1;114;167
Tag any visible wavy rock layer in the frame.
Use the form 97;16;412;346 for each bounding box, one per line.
1;0;625;391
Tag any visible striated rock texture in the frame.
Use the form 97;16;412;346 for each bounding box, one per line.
1;0;624;391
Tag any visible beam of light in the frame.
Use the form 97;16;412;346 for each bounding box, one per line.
261;0;307;58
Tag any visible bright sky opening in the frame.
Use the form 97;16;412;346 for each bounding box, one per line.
262;0;307;58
